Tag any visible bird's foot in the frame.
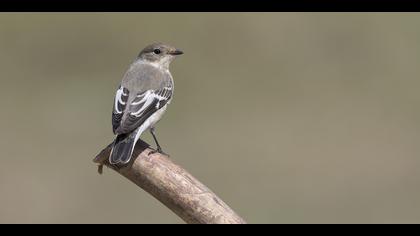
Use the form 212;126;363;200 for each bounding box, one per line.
148;147;170;157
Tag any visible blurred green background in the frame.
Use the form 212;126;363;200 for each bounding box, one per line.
0;13;420;223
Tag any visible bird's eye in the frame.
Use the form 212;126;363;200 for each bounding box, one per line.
153;49;161;54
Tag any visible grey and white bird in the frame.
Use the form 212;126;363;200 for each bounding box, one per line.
109;43;183;164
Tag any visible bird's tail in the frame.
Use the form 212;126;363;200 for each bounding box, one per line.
109;130;140;165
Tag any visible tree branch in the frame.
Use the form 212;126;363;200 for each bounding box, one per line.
93;140;246;224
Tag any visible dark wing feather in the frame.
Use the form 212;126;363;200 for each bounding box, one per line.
114;85;172;135
112;86;129;134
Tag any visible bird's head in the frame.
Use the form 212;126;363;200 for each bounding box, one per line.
137;43;183;69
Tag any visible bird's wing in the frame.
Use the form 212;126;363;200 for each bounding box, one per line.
112;85;129;134
112;84;173;135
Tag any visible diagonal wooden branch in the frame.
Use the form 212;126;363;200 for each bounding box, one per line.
93;140;246;224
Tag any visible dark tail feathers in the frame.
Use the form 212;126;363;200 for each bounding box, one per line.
109;131;138;164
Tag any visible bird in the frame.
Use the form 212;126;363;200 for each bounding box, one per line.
109;43;183;165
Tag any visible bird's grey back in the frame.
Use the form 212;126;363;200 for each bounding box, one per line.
121;61;172;93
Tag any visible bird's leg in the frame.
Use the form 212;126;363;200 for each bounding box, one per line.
149;127;169;157
150;127;163;152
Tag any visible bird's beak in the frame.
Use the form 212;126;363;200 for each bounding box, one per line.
169;49;184;55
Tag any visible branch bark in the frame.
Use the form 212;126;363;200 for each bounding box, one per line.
93;140;246;224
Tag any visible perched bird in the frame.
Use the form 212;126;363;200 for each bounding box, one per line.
109;43;183;164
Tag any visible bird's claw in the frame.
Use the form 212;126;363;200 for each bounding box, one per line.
148;148;170;157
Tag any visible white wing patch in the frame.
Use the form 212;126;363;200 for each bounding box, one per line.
114;86;128;114
130;89;171;117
